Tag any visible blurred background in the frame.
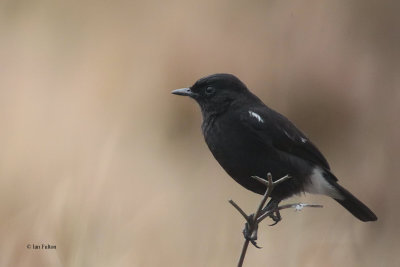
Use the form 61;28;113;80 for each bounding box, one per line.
0;0;399;266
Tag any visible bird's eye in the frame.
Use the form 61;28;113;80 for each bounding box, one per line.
205;86;215;96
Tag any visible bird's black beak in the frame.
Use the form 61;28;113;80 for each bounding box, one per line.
171;87;196;97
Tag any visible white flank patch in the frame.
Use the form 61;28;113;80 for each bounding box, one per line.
248;111;264;123
304;167;343;199
300;137;308;143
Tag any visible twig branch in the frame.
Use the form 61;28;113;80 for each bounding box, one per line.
229;173;323;267
229;200;250;222
237;238;249;267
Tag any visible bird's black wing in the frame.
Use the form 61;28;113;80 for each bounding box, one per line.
239;106;332;172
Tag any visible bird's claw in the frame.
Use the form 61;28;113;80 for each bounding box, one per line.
268;210;282;226
250;240;262;249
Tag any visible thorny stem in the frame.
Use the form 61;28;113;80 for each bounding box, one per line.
229;173;322;267
257;203;323;223
228;200;250;222
252;174;291;222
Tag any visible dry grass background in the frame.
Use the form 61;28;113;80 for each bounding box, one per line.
0;0;399;266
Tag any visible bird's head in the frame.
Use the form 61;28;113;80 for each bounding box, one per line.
172;73;249;115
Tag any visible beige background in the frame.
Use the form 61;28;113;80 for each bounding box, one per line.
0;0;399;266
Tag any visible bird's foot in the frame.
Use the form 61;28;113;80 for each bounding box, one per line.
242;220;261;249
260;198;282;226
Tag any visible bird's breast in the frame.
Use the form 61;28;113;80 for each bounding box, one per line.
203;116;271;178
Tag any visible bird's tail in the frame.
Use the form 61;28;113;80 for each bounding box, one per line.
333;183;377;222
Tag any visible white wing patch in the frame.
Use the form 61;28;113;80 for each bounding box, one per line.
283;130;290;138
284;130;307;143
304;167;343;199
248;111;264;123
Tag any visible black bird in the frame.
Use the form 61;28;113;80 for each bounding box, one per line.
172;73;377;222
